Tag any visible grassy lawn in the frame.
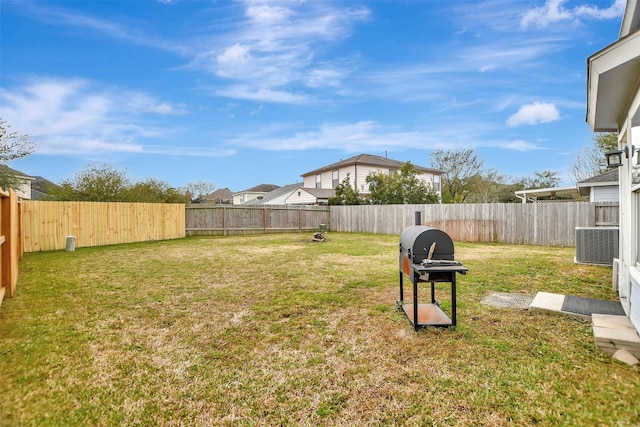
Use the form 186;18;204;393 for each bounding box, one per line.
1;233;638;426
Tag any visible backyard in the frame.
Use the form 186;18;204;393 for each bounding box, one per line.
1;233;638;426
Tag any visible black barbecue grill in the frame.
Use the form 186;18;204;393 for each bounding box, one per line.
398;214;468;330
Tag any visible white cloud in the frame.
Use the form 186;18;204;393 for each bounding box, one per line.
245;4;292;24
506;102;560;127
222;117;549;155
192;1;370;103
0;78;191;156
28;3;189;55
227;121;423;151
306;68;344;88
521;0;624;29
504;140;546;151
215;85;309;103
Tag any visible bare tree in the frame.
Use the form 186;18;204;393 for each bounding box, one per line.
185;181;216;204
0;118;36;191
569;132;617;184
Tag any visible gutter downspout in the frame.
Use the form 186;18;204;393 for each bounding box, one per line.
515;192;527;204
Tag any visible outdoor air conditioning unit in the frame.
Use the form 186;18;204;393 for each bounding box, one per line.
575;227;619;266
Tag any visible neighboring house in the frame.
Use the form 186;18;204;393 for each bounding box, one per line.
576;169;619;202
514;169;619;204
285;187;334;205
514;186;580;203
586;0;640;332
31;176;61;200
0;164;34;199
242;183;302;205
232;184;280;205
202;188;233;205
300;153;442;199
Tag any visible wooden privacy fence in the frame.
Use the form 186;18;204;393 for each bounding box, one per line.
330;202;619;247
0;189;22;306
186;205;330;236
21;201;186;252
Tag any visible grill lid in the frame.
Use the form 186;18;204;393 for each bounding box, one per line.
400;225;454;262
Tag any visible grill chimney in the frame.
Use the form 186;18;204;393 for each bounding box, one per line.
415;211;421;226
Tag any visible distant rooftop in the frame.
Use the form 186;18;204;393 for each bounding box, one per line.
301;153;441;177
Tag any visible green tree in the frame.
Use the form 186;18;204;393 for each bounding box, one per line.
429;148;483;203
492;170;564;203
0;118;36;191
328;174;363;205
125;178;188;203
520;170;560;189
48;163;188;203
49;163;130;201
465;169;509;203
594;132;618;153
366;162;438;205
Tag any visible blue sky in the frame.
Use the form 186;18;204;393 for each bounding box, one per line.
0;0;626;192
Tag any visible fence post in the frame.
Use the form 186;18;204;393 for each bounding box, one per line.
1;190;19;299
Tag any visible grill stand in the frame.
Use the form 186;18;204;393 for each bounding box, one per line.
397;264;467;331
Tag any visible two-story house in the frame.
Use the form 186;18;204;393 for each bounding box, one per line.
297;153;442;200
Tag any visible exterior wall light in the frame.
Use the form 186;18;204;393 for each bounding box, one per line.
605;149;624;167
605;145;639;167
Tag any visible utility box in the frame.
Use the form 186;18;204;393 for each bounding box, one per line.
65;236;76;252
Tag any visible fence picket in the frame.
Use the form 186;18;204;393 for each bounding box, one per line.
330;202;619;246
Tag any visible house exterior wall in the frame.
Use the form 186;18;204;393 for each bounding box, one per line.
617;88;640;331
592;185;619;202
264;191;295;205
302;164;438;195
286;189;317;205
233;191;263;205
15;179;32;200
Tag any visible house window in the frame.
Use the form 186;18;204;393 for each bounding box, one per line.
298;191;301;197
433;175;441;192
332;170;339;188
389;169;396;177
316;174;322;189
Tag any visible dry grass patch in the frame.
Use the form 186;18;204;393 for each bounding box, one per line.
1;233;638;426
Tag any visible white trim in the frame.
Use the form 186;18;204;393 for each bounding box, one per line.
587;30;640;131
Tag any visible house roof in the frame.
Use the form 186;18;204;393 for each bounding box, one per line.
31;176;60;193
620;0;640;38
301;153;441;177
576;168;619;196
298;187;334;198
577;168;619;186
235;183;280;194
204;188;233;202
514;186;580;202
242;182;302;205
0;164;34;180
587;0;640;131
285;187;334;205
